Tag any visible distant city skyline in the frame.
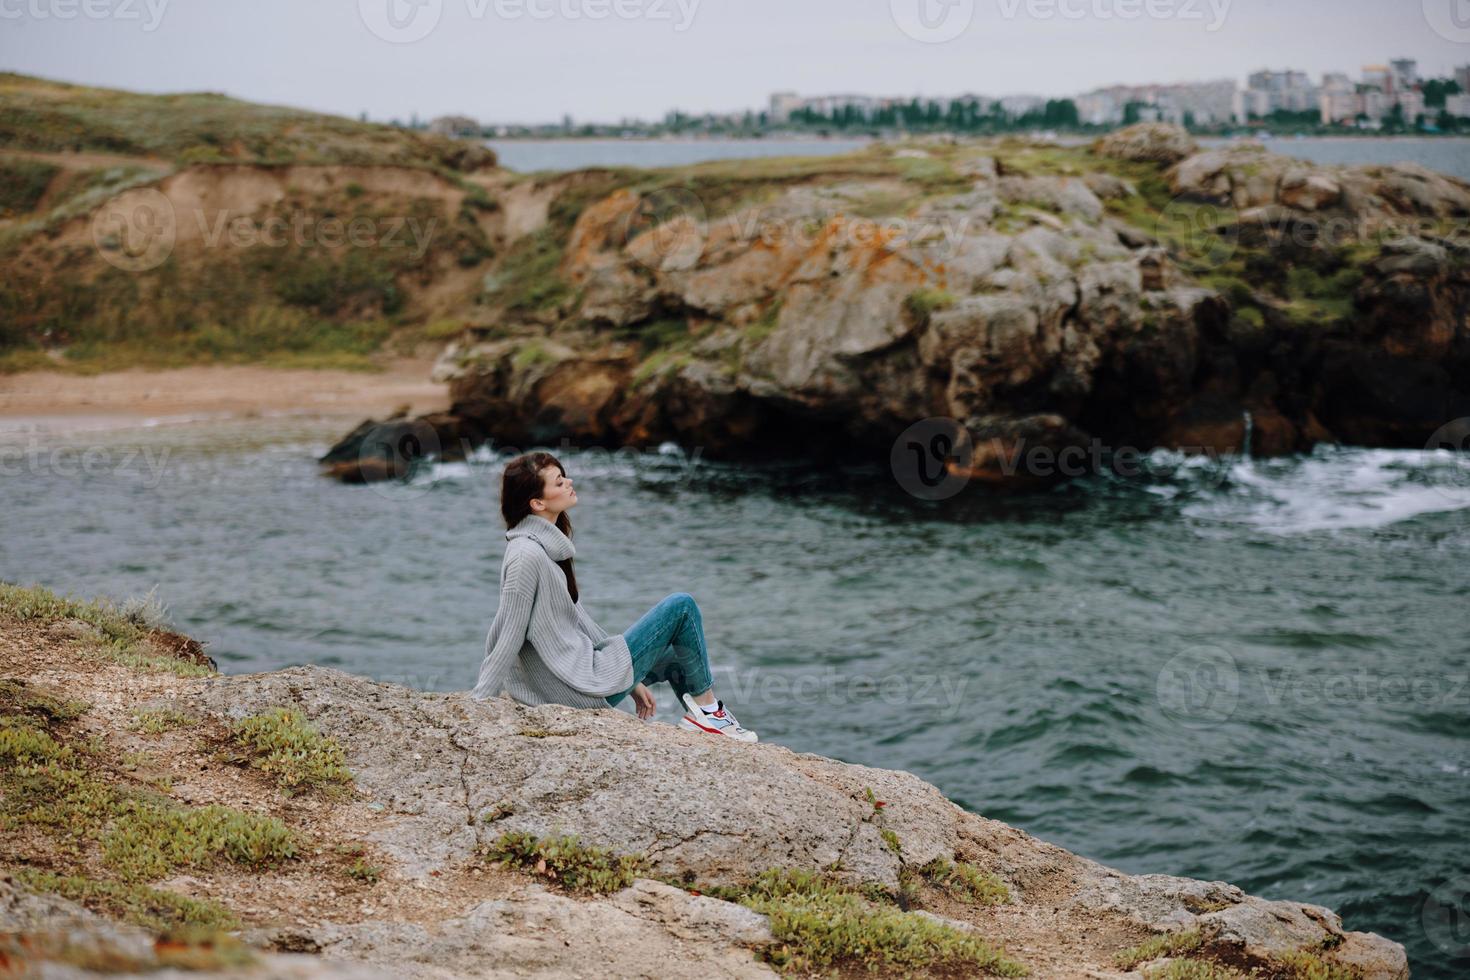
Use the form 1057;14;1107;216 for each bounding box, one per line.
3;0;1469;124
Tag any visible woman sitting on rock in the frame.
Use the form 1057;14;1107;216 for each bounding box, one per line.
472;451;757;742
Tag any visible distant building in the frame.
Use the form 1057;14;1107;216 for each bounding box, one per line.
1319;90;1361;124
428;115;480;138
1075;91;1119;126
1390;58;1419;93
1446;94;1470;118
1362;65;1392;93
1237;69;1316;120
1398;90;1426;124
1079;80;1235;126
769;91;802;124
1456;66;1470;94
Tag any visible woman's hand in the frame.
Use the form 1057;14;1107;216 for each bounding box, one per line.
630;683;656;720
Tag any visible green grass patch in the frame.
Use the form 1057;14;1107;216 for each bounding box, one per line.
0;71;495;171
1143;960;1244;980
485;831;647;895
484;226;571;314
1275;949;1362;980
131;708;197;735
909;858;1011;906
0;581;212;678
741;868;1026;976
2;687;298;894
0;677;89;727
229;707;353;796
12;869;239;936
904;287;956;323
1116;929;1205;969
103;799;297;880
0;155;59;214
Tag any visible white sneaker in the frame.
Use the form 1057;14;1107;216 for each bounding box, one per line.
679;693;758;742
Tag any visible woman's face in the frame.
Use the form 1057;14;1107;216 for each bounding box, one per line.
532;464;577;517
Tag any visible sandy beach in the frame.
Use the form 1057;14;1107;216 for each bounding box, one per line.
0;358;450;435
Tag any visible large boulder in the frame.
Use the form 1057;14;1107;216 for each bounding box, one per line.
1092;123;1199;166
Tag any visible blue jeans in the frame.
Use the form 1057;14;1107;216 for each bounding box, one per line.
604;592;715;708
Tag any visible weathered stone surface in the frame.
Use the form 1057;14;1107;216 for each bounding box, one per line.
330;134;1469;483
245;881;775;980
0;879;391;979
1092;123;1199;165
178;665;1406;978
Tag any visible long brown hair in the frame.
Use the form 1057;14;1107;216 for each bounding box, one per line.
500;452;578;603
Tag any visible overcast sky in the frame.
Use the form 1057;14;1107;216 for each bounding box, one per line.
3;0;1469;123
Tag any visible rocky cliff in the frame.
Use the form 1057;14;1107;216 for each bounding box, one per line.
1;582;1409;978
322;124;1470;484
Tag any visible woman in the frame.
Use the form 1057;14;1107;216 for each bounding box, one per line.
472;451;757;742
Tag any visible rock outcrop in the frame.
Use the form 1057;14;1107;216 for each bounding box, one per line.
320;125;1470;484
1;599;1410;979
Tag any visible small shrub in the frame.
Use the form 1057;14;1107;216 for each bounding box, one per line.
118;584;172;631
485;831;646;895
103;799;298;880
740;869;1026;976
1275;949;1362;980
1144;960;1244;980
346;859;383;884
229;707;353;795
913;858;1010;906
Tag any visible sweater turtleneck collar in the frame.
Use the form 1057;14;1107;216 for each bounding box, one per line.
506;513;576;561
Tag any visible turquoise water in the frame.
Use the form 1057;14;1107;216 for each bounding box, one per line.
2;417;1468;975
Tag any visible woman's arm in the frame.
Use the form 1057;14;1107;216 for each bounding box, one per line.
471;552;538;700
573;598;611;643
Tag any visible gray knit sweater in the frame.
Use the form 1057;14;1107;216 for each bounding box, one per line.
471;514;634;707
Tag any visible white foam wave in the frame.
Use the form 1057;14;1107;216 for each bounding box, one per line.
1183;447;1470;534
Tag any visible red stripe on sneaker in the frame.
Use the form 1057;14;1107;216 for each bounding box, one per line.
682;714;723;734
